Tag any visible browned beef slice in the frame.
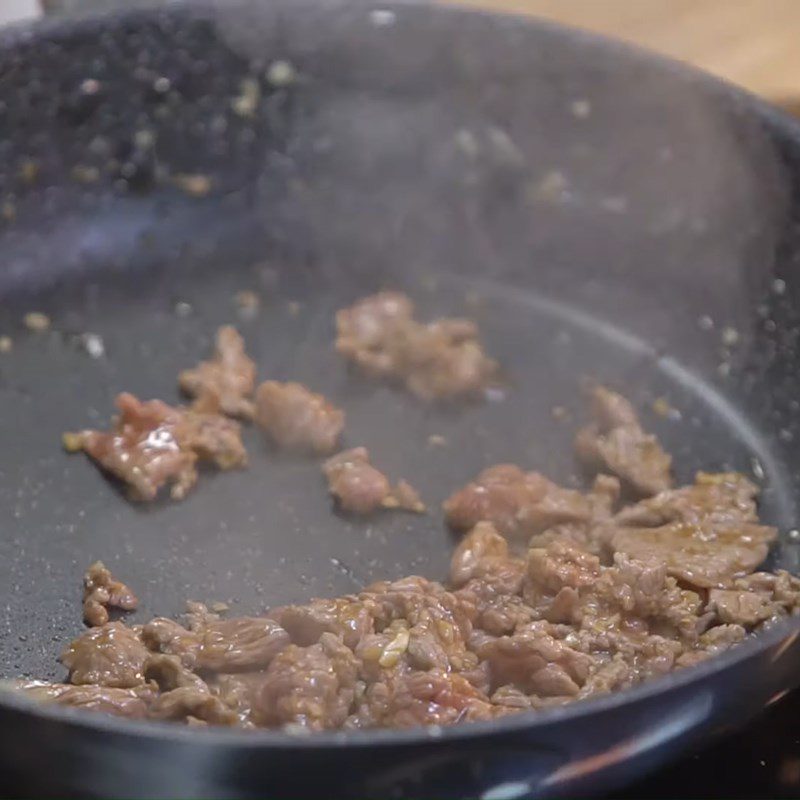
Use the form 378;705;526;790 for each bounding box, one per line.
17;681;153;719
61;622;149;688
335;291;498;401
351;670;496;728
141;618;201;668
179;325;256;419
575;386;672;496
196;617;291;672
676;624;746;667
150;687;239;725
449;522;510;587
322;448;425;515
64;393;199;501
255;381;344;454
210;672;267;719
180;409;248;470
82;561;139;627
64;393;246;502
335;291;415;378
272;597;373;649
607;473;776;588
143;653;207;691
252;633;358;730
443;464;594;539
707;570;800;626
476;620;592;696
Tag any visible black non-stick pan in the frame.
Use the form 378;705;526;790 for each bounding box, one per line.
2;1;800;797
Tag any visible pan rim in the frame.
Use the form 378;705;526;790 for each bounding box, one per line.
2;0;800;753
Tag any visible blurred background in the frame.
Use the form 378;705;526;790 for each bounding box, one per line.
6;0;798;114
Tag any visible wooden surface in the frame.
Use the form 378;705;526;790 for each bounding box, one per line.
440;0;800;109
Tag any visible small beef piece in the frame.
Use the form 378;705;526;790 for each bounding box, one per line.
449;522;509;587
180;409;248;471
575;386;672;496
335;292;498;401
64;393;199;502
273;597;373;649
253;633;358;730
706;589;777;627
141;618;201;668
143;654;207;691
335;291;415;378
255;380;344;454
196;617;291;673
64;393;247;502
476;621;592;696
443;464;593;539
179;325;256;419
150;687;239;726
707;570;800;627
611;517;775;589
676;624;746;667
613;471;760;528
607;472;776;589
61;622;149;688
17;681;153;719
352;670;495;728
210;672;267;720
82;561;139;627
400;318;499;402
322;448;425;514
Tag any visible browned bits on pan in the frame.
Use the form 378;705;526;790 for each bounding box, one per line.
322;447;425;515
83;561;139;627
335;291;498;401
179;325;256;419
255;380;344;454
64;392;246;502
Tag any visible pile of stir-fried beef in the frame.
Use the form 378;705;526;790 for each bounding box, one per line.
16;293;800;731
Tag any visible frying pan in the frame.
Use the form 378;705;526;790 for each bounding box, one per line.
1;0;800;797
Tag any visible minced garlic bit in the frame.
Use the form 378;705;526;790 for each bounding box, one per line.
23;312;50;332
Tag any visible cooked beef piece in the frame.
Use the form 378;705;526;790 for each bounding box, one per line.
575;386;672;496
255;381;344;454
676;624;747;667
180;410;248;471
322;448;425;514
350;669;496;728
272;597;373;649
61;622;149;688
606;473;777;588
706;571;800;626
613;471;760;528
82;561;139;627
477;620;592;696
196;617;291;672
253;633;358;730
141;618;201;668
17;681;153;719
178;325;256;419
150;687;239;726
335;291;498;401
210;672;267;721
449;522;510;587
443;464;595;539
144;654;207;692
64;393;246;502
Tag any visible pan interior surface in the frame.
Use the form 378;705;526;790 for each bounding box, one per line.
0;257;795;682
0;0;799;727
